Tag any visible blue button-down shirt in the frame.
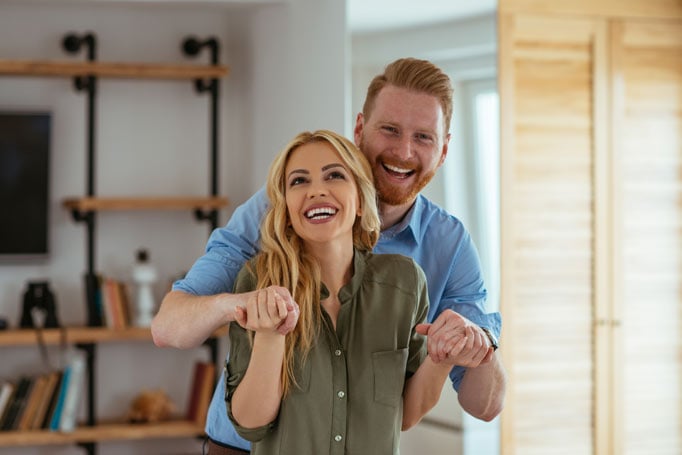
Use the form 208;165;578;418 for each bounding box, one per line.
174;187;502;450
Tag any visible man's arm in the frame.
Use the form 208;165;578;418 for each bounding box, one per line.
457;352;506;422
151;290;250;349
420;310;505;421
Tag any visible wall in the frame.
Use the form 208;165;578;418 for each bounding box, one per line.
0;1;346;453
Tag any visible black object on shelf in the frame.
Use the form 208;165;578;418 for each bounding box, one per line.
20;281;60;329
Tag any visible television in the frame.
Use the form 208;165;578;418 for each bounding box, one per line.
0;111;51;258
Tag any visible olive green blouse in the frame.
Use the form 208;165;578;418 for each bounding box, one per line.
224;249;429;455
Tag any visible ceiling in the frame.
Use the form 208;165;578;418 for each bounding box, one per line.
348;0;497;33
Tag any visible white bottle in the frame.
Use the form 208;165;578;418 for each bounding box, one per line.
132;249;157;327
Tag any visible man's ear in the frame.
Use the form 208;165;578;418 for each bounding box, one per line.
353;113;364;147
438;133;451;167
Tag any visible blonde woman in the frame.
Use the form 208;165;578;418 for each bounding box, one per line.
225;130;467;454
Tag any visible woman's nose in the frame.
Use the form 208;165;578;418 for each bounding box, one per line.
307;181;327;198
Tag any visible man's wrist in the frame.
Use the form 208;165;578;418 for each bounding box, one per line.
480;326;499;351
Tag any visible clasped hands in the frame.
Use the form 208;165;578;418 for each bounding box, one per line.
235;289;494;369
416;310;494;368
234;286;300;335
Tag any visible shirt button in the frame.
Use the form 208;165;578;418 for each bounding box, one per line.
337;391;345;398
334;435;343;442
334;349;342;356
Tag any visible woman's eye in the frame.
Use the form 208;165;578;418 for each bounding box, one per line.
327;171;346;180
289;176;306;186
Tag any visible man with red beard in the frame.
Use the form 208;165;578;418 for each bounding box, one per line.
152;58;506;455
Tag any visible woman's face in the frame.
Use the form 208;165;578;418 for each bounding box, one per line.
284;141;361;248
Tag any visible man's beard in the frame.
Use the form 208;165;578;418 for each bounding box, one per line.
360;137;437;206
374;163;435;206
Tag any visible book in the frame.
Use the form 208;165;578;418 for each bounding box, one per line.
0;381;15;428
30;371;61;430
59;354;86;432
17;373;48;430
41;370;64;429
186;361;215;426
0;376;32;431
48;366;71;431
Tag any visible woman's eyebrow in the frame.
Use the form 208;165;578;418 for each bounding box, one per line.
321;163;344;171
287;169;309;178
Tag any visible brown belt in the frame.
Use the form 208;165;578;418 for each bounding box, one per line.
206;438;250;455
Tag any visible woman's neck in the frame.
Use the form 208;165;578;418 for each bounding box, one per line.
307;240;354;297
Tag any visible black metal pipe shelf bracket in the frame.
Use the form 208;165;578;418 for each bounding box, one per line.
63;32;98;276
182;36;221;232
63;32;98;455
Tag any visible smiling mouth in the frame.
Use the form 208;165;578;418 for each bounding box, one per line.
305;207;338;220
382;162;415;179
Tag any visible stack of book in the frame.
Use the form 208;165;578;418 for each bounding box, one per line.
0;354;85;433
95;275;133;330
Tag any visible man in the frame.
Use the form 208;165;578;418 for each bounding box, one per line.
152;58;506;455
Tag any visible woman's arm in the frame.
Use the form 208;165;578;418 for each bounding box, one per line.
401;337;467;430
230;288;291;428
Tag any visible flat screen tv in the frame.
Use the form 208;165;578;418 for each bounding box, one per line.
0;111;51;258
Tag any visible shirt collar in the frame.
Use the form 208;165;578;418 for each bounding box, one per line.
380;195;425;243
336;248;368;303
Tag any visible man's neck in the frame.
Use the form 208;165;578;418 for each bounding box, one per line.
379;198;416;231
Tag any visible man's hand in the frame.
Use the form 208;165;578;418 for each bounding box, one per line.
234;286;299;334
416;309;493;368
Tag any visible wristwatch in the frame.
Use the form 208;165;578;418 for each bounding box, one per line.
480;326;499;351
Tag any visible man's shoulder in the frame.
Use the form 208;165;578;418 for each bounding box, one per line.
414;195;468;241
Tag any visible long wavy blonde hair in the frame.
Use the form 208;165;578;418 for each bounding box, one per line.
252;130;380;396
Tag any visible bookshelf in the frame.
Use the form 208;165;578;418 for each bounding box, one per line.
0;32;229;453
0;418;204;446
0;328;226;448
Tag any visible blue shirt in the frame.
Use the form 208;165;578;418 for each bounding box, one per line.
174;187;502;449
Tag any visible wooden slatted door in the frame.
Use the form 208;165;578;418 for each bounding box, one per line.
499;14;599;455
612;19;682;455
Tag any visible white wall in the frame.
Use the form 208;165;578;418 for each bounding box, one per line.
0;1;346;453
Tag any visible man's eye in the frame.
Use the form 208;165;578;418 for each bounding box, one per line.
382;126;398;134
416;133;433;142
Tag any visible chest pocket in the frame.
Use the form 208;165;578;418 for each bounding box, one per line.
372;348;408;407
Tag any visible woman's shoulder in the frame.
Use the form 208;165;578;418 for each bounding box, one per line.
363;252;426;289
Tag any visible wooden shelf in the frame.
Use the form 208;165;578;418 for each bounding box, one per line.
0;326;227;347
62;196;229;212
0;420;204;446
0;59;229;80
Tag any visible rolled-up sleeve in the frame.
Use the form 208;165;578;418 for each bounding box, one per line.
173;187;268;296
223;262;278;442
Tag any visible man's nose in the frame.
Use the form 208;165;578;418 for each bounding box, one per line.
393;135;414;160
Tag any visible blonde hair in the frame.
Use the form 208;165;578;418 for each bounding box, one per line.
363;57;454;133
253;130;380;395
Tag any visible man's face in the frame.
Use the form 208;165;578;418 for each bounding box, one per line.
355;85;449;207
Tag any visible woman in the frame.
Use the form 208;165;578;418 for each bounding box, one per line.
225;130;464;454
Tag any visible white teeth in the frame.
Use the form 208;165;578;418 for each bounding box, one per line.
384;163;411;174
305;207;337;219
